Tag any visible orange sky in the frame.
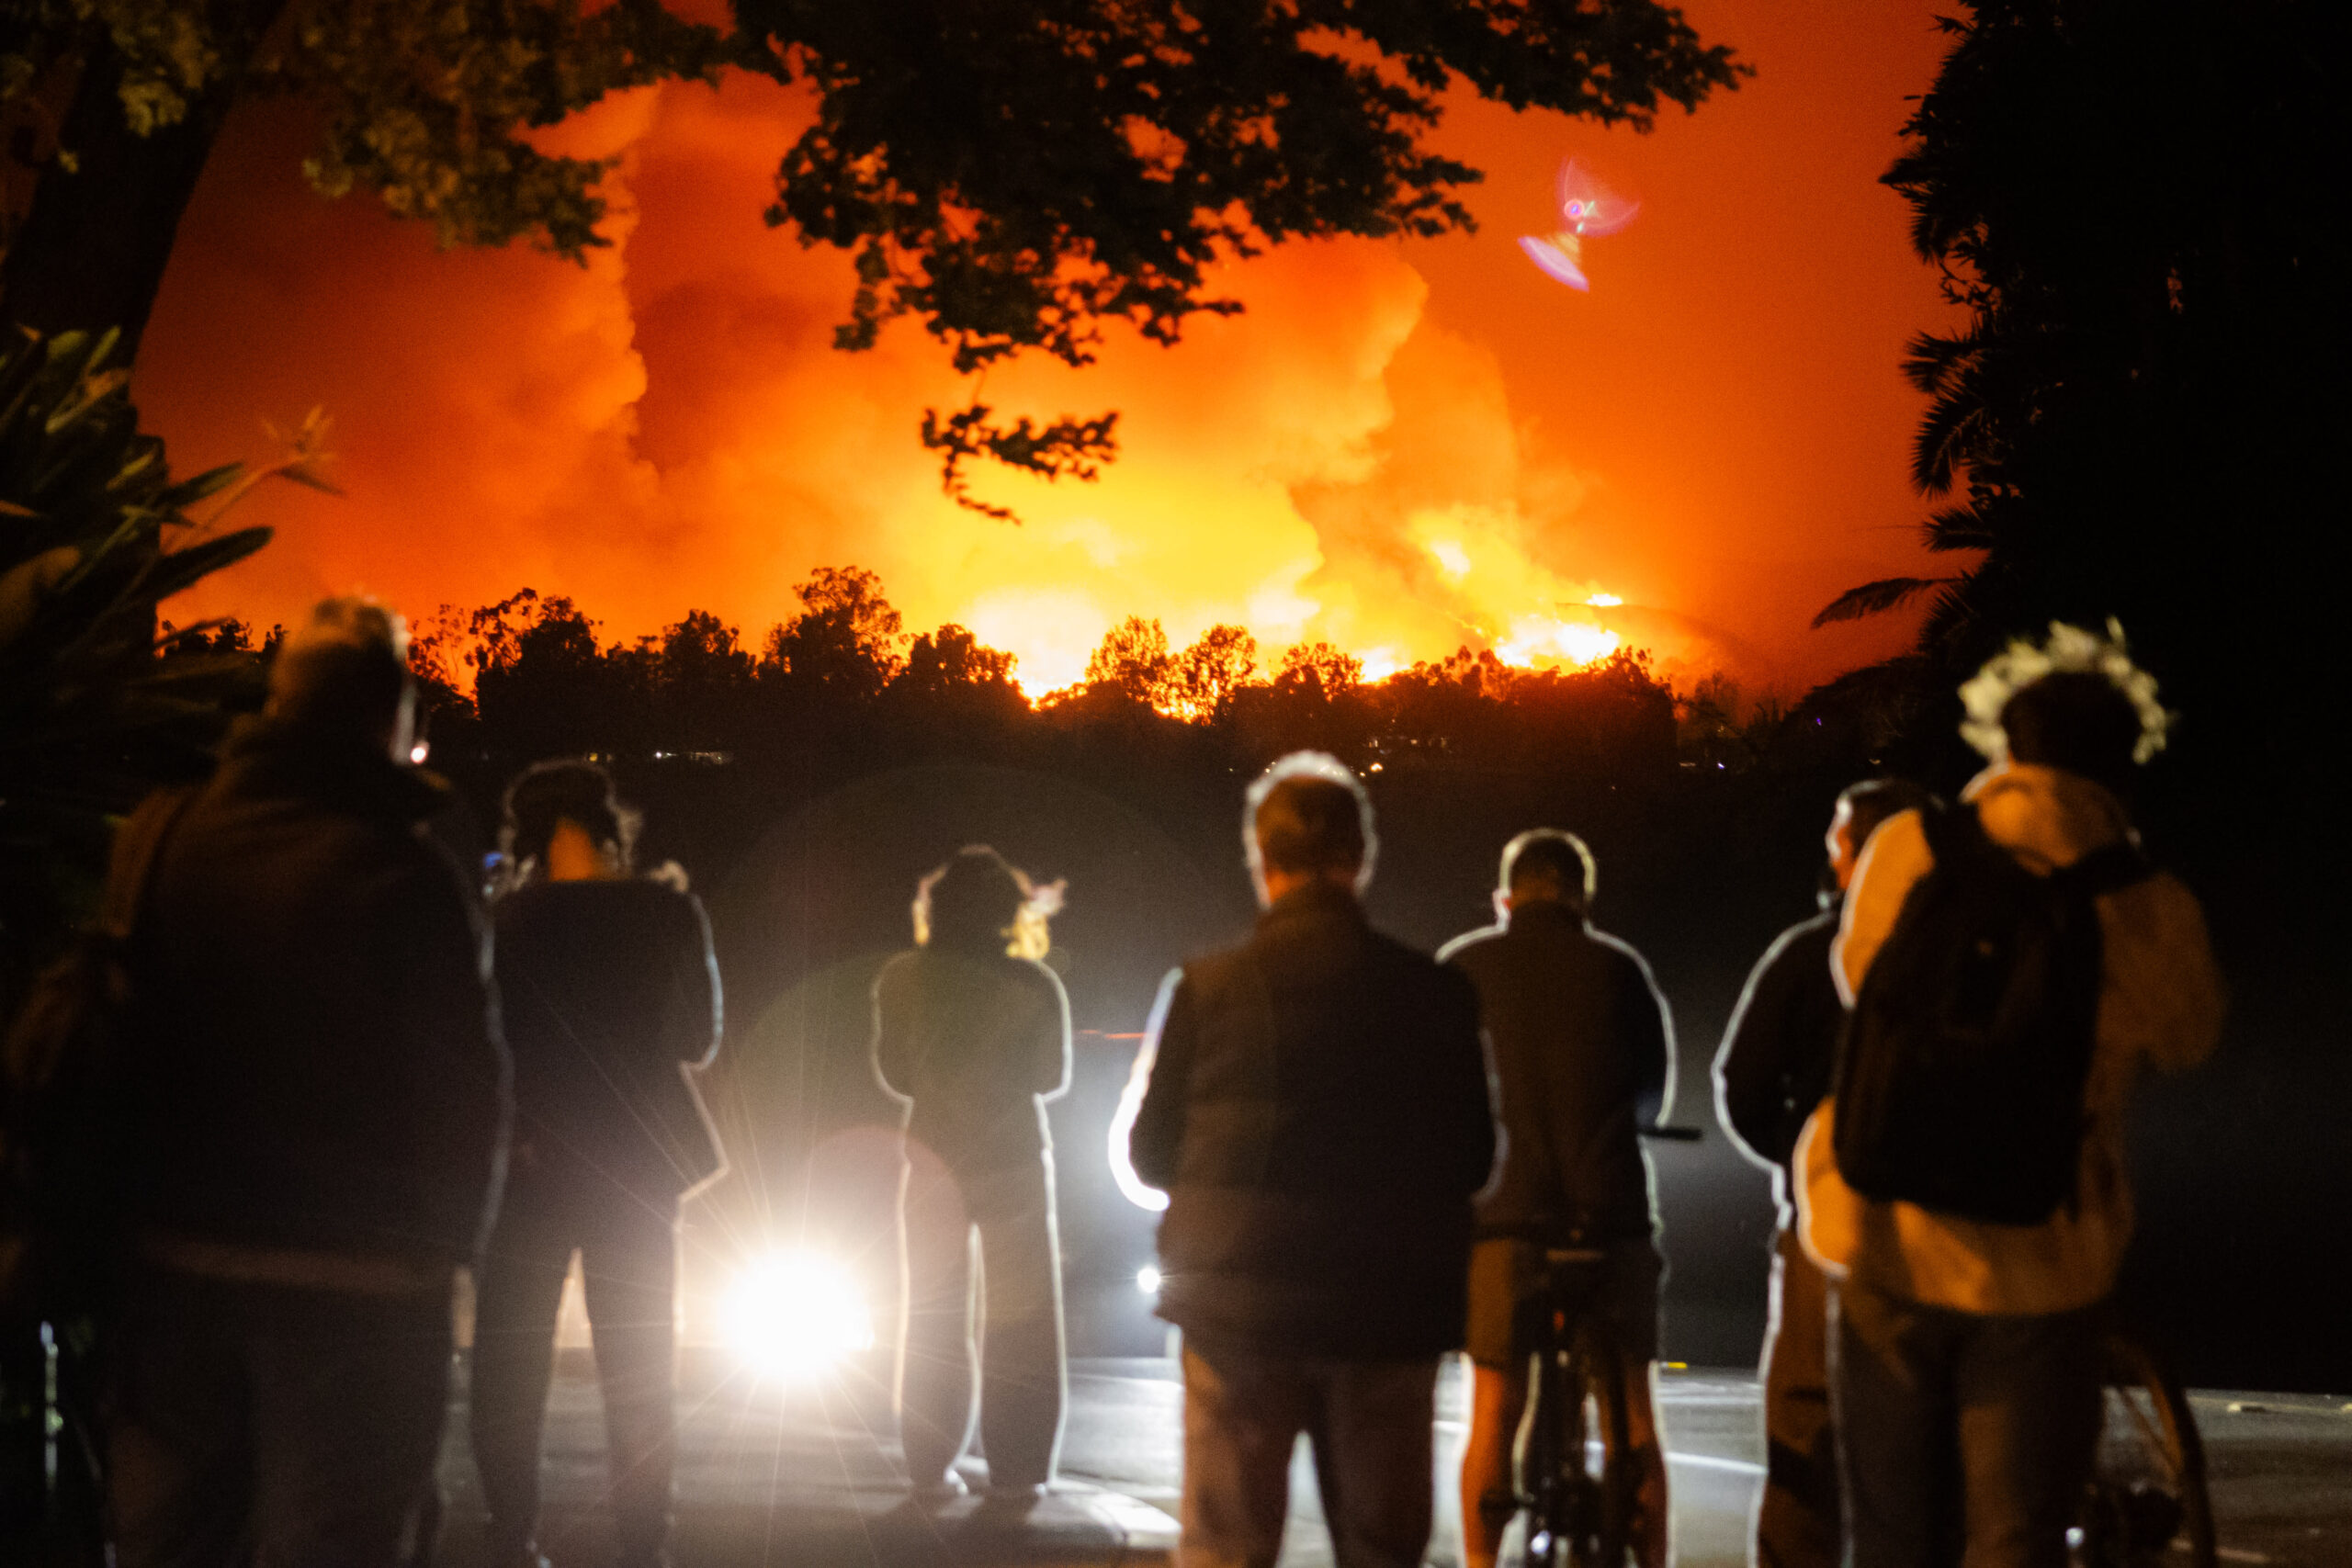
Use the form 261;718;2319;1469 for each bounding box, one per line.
135;0;1954;700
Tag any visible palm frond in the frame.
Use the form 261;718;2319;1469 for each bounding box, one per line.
1811;576;1960;629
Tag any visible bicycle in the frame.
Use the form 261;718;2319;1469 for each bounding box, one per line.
1510;1124;1702;1568
2072;1324;2216;1568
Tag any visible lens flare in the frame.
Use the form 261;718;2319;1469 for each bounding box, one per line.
720;1251;876;1382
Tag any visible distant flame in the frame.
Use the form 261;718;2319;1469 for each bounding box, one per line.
1586;592;1623;607
1494;615;1622;670
1428;539;1473;578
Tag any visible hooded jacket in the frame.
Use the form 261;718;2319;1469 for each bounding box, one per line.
872;944;1070;1174
1797;762;2225;1314
126;717;509;1267
495;876;724;1201
1126;883;1496;1359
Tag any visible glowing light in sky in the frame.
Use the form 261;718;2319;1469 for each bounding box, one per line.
1520;157;1641;293
1429;539;1473;578
1586;592;1623;607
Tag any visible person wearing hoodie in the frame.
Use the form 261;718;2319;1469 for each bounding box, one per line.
110;597;509;1568
1797;626;2226;1568
468;761;723;1568
1713;777;1928;1568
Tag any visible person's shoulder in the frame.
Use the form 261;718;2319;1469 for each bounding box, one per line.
1586;923;1658;977
1761;908;1839;967
1436;922;1506;968
1006;953;1069;1002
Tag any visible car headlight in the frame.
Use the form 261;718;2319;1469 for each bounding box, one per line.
719;1251;876;1382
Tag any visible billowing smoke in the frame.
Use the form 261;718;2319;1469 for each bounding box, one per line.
136;3;1951;699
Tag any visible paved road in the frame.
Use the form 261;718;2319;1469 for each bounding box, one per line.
429;1352;2352;1567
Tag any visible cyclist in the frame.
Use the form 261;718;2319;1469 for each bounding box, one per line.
1442;829;1674;1568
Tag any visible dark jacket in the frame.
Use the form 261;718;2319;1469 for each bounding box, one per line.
494;877;724;1201
1128;883;1495;1359
873;946;1069;1173
1713;908;1842;1205
126;718;508;1265
1438;902;1671;1242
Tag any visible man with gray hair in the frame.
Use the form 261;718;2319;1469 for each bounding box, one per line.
107;597;509;1567
1121;751;1495;1568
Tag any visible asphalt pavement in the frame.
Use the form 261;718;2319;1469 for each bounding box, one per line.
427;1350;2352;1568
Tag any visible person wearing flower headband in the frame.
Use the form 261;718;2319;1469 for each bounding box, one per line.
1796;622;2226;1568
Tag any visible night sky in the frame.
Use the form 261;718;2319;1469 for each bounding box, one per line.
135;0;1951;701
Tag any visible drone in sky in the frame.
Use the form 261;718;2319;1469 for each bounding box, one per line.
1518;157;1639;292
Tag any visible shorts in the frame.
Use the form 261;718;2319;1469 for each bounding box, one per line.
1464;1235;1663;1370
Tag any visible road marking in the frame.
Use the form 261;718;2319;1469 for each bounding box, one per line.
1667;1451;1765;1476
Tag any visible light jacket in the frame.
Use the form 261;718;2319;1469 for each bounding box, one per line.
1797;761;2225;1314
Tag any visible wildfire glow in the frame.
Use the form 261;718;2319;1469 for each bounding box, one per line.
1429;539;1474;578
1494;615;1622;670
1586;593;1623;607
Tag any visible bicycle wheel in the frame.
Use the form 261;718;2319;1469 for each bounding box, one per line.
1527;1318;1634;1568
2071;1330;2216;1568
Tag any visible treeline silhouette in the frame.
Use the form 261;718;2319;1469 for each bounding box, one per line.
192;566;1709;785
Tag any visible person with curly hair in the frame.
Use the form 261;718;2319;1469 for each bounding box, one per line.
873;845;1072;1501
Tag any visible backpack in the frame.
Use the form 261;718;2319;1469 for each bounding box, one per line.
1830;797;2151;1225
1;786;195;1320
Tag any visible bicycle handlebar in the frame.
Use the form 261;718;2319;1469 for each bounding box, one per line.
1637;1124;1704;1143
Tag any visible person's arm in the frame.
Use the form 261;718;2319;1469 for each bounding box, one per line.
1033;964;1074;1103
1120;967;1197;1195
664;892;723;1070
870;956;914;1106
393;840;509;1264
1833;809;1931;1004
1611;942;1675;1127
1437;966;1501;1199
1713;923;1815;1170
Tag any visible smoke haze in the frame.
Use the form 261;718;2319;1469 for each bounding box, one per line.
134;0;1951;700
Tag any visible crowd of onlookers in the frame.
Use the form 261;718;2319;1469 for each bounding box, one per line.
16;594;2219;1568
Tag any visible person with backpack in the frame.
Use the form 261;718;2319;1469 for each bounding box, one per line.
467;761;723;1568
1713;778;1928;1568
873;846;1072;1501
1442;829;1676;1568
106;598;509;1568
1797;625;2225;1568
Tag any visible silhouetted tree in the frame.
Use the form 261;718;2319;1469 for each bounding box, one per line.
762;566;905;701
1083;615;1173;708
1170;624;1258;720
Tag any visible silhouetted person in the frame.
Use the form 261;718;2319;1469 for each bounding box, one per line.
1442;829;1675;1568
1800;631;2225;1568
468;761;722;1568
109;597;508;1568
1714;779;1928;1568
873;846;1071;1499
1121;752;1494;1568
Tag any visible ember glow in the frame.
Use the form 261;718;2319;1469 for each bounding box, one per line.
132;2;1955;703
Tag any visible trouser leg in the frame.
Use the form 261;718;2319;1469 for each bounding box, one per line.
107;1269;253;1568
1951;1307;2101;1568
582;1200;681;1568
469;1181;573;1557
246;1281;456;1568
972;1156;1067;1489
1306;1358;1438;1568
898;1154;978;1485
1757;1226;1841;1568
1178;1346;1309;1568
1830;1278;1962;1568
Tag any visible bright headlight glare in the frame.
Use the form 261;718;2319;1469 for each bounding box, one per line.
721;1251;876;1382
1136;1264;1161;1295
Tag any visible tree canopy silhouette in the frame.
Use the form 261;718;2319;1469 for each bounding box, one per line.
1;0;1743;501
